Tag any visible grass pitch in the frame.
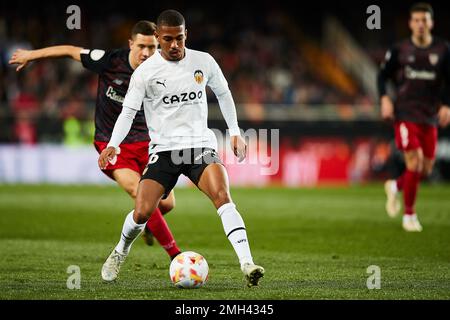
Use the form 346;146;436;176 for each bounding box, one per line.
0;184;449;300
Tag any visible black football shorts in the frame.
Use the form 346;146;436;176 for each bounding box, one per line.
141;148;223;198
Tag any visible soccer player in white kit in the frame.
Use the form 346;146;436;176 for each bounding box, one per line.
99;9;264;287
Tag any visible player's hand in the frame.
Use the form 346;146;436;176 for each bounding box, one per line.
8;49;33;72
438;105;450;128
98;146;117;170
381;95;395;121
231;135;247;163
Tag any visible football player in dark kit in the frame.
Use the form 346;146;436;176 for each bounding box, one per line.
378;3;450;232
9;21;182;258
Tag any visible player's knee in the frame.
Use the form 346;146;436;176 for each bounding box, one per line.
129;188;138;200
134;204;153;224
212;189;232;208
422;165;433;177
122;183;138;199
134;212;149;225
406;155;423;172
159;198;175;215
132;210;147;225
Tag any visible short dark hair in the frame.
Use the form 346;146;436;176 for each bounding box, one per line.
410;2;434;19
157;9;185;28
131;20;156;38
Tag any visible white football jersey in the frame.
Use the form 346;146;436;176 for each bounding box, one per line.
123;48;231;154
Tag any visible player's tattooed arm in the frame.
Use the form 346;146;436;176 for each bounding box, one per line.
9;45;82;71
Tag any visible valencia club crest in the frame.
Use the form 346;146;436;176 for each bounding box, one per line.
194;70;204;84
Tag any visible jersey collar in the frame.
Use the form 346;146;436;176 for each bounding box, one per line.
157;47;189;64
410;36;434;50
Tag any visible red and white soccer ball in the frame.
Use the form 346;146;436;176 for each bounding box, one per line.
169;251;209;288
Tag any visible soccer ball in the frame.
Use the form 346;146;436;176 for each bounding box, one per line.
169;251;209;288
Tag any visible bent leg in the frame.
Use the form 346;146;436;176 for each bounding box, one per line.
134;179;165;223
137;180;180;257
421;123;438;178
422;157;435;178
114;169;180;256
159;190;176;214
147;189;180;258
144;190;177;250
112;168;140;199
197;164;258;270
401;149;423;215
197;163;232;209
114;179;165;256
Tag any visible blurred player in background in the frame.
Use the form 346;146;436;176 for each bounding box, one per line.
378;2;450;232
98;9;264;287
9;21;181;258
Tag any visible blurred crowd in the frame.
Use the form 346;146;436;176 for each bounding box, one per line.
0;1;449;143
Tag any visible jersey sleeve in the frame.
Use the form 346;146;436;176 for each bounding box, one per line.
122;69;146;111
206;54;230;97
442;43;450;105
107;106;138;148
377;45;399;97
80;49;111;74
206;54;240;136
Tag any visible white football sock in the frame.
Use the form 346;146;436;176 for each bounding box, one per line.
217;202;254;267
403;213;418;223
390;180;398;193
114;210;146;255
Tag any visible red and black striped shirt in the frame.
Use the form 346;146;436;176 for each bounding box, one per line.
377;37;450;125
81;48;149;143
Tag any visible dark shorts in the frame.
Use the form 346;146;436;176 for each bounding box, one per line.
94;140;150;179
141;148;223;198
394;121;438;159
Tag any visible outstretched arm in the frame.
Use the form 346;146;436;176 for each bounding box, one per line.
9;45;82;71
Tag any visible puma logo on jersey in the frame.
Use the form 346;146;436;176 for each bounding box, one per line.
156;79;167;88
113;79;124;85
162;91;203;104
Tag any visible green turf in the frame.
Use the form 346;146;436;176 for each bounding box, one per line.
0;184;449;300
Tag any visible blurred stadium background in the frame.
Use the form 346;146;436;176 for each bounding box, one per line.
1;0;450;301
1;0;449;186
